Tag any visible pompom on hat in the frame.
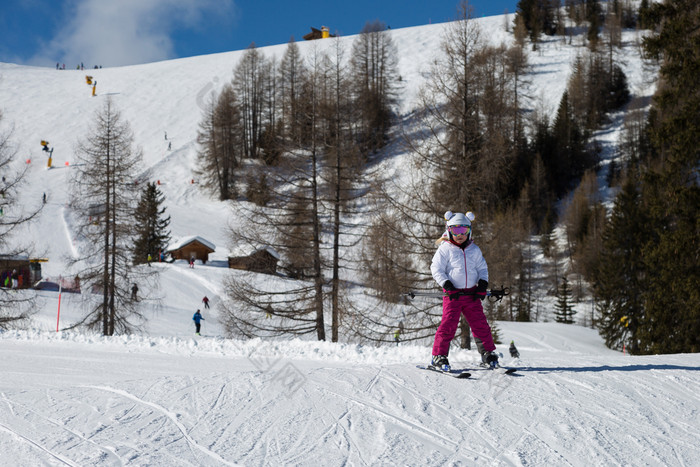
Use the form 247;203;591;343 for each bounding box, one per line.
443;211;476;242
444;211;475;226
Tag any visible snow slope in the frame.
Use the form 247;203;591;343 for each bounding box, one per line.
1;323;699;465
0;14;655;277
2;11;697;467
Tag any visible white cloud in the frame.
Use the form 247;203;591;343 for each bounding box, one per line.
30;0;235;67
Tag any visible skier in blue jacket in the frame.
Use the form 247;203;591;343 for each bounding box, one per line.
193;309;204;335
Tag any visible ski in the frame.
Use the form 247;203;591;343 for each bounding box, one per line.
476;364;517;375
416;365;471;378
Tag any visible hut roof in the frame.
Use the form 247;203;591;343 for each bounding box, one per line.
0;254;30;261
230;245;280;260
167;236;216;252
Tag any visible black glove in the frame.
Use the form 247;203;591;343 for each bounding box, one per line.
476;279;488;300
443;280;460;300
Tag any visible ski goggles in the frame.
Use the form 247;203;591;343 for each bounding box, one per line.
448;225;471;235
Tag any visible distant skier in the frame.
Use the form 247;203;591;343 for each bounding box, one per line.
509;340;520;358
11;269;19;288
429;211;499;371
193;309;204;335
394;328;401;346
202;296;210;309
131;283;138;301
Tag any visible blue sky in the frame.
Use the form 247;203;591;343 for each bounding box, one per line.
0;0;519;68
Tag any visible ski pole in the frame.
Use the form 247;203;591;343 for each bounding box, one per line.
404;286;509;302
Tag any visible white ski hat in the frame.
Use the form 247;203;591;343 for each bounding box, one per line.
444;211;475;226
444;211;476;242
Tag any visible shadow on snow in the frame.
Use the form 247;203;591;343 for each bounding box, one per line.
520;364;700;373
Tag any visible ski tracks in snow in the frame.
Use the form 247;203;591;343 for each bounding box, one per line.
84;384;238;466
0;419;80;466
302;366;502;465
1;348;698;465
0;391;123;466
507;361;700;466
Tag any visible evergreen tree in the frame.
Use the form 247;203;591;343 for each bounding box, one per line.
554;276;576;324
133;182;171;265
594;177;646;353
515;0;558;43
636;0;700;354
586;0;603;47
547;90;592;195
638;0;654;29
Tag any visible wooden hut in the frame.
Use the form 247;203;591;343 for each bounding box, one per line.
228;246;280;275
167;236;216;264
303;26;334;41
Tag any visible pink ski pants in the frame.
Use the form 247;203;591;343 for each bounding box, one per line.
432;295;495;356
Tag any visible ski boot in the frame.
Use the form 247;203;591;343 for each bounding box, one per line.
481;350;500;369
430;355;450;371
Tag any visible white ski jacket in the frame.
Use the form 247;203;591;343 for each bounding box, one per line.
431;240;488;289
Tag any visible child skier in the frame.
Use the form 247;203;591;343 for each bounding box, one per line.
429;211;499;371
193;309;204;335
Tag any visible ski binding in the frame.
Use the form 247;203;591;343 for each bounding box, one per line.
479;363;517;375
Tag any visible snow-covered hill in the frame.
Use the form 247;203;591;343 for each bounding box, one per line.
0;14;655;278
1;322;699;465
2;12;697;466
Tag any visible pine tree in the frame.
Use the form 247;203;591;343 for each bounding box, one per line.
547;90;593;195
515;0;557;42
636;0;700;354
594;177;646;353
554;276;576;324
586;0;602;47
133;182;171;265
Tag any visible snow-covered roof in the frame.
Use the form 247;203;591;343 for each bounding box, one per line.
167;236;216;252
229;245;280;260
